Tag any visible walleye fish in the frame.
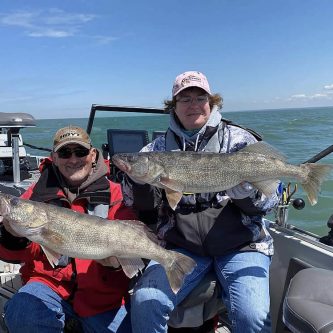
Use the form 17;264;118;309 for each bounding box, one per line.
112;141;333;210
0;193;196;293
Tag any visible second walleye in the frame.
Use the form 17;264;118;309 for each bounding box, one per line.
0;193;196;293
112;141;333;210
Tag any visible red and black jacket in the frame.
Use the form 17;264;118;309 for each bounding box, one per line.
0;157;137;317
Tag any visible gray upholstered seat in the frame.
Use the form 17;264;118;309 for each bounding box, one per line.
283;268;333;333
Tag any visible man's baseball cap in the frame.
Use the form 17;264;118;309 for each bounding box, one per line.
53;125;92;152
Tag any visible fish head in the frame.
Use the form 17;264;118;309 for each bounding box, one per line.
0;193;12;217
112;153;150;178
0;193;47;237
112;152;164;183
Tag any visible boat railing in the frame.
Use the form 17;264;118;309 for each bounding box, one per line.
86;104;165;135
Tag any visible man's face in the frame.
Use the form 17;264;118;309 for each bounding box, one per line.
52;144;96;187
174;87;211;130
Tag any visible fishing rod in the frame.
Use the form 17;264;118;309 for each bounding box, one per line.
23;143;52;152
304;145;333;163
283;144;333;203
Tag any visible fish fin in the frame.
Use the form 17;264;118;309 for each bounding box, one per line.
156;174;185;209
118;220;159;244
300;163;333;206
118;257;146;278
241;142;287;161
164;251;196;294
41;229;65;245
251;179;280;197
165;189;183;210
41;245;61;268
159;176;184;192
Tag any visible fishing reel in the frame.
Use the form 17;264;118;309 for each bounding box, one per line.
319;214;333;246
275;182;305;226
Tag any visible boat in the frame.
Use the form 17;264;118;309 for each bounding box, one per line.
0;104;333;333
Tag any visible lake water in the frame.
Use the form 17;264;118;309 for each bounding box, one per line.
20;106;333;236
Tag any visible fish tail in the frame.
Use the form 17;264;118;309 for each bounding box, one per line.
301;163;333;205
165;251;196;294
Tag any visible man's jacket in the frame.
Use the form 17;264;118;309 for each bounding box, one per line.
0;155;137;317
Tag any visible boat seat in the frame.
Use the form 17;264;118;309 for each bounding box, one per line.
168;271;226;329
283;267;333;333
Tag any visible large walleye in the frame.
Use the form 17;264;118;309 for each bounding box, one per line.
112;141;333;210
0;193;196;293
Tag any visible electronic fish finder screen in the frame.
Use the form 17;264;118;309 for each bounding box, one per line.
107;129;149;156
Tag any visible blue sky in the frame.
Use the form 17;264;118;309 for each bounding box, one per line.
1;0;333;119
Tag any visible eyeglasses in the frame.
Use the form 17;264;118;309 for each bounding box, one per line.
176;95;209;105
57;147;90;159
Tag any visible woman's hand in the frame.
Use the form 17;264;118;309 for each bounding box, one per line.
226;182;256;199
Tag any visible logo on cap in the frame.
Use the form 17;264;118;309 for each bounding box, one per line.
53;126;91;152
172;71;211;97
181;75;202;87
59;132;81;140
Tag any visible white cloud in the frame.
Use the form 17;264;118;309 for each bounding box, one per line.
0;9;96;38
28;29;74;38
288;92;332;101
0;11;35;28
43;8;95;25
324;84;333;90
289;94;307;99
310;93;327;99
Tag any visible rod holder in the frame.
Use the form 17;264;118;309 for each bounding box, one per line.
11;133;21;184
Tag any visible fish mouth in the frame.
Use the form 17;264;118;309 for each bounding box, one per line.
112;157;131;173
0;196;11;218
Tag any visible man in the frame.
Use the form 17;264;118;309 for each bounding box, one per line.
0;126;135;332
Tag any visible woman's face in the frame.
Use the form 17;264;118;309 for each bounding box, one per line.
174;87;211;130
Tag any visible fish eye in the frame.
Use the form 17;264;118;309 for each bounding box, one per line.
10;197;20;206
128;155;137;162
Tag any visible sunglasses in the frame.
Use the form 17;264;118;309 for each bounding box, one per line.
57;147;90;159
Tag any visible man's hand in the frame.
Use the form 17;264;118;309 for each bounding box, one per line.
96;256;121;268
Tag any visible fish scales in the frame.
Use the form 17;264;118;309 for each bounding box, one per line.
3;196;166;260
112;141;333;209
135;151;306;193
0;193;196;293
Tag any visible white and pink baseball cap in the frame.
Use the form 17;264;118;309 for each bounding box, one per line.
172;71;211;97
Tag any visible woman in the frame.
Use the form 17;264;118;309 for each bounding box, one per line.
123;71;280;333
